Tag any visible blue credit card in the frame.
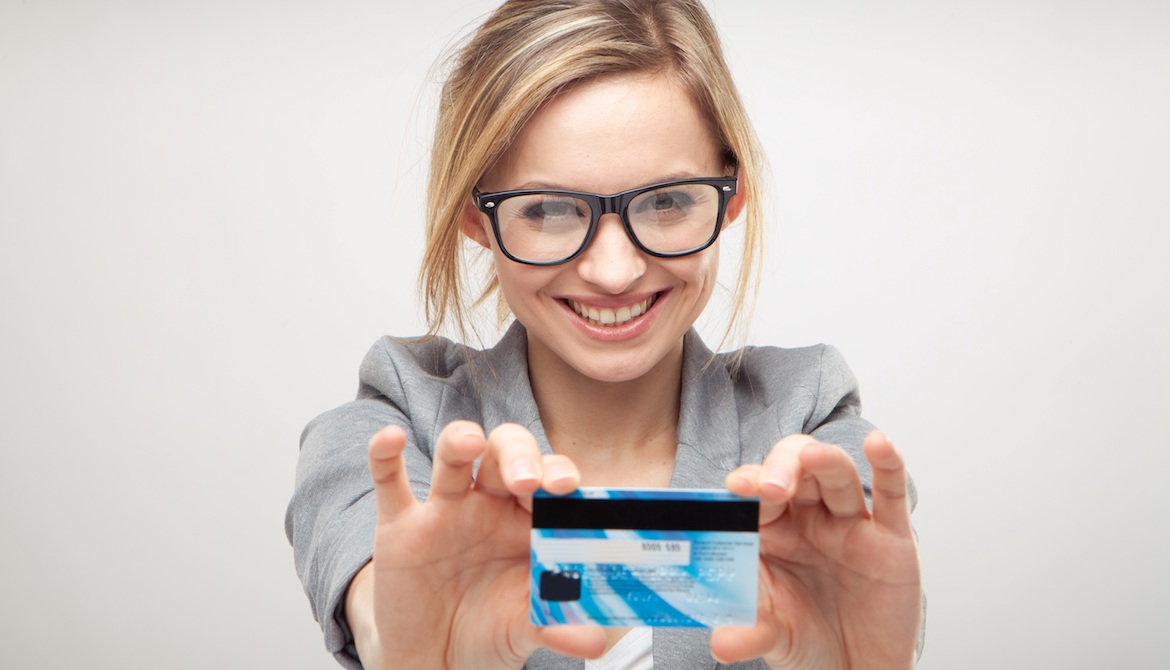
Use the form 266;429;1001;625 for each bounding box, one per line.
530;487;759;628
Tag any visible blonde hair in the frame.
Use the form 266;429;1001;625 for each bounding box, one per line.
420;0;765;351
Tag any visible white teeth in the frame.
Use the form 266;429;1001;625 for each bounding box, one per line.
568;296;656;327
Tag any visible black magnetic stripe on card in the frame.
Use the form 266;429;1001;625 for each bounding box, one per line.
532;497;759;532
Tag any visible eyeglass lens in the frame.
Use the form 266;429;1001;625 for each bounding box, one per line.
493;183;721;263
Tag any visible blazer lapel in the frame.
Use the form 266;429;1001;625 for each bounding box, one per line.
477;321;556;456
673;329;741;488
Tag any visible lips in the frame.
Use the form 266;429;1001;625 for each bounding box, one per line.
565;294;658;327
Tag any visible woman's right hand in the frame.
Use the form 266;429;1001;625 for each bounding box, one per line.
346;421;606;670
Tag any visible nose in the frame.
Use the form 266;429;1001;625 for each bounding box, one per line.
575;213;646;294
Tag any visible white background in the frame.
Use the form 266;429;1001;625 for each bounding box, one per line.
1;0;1167;668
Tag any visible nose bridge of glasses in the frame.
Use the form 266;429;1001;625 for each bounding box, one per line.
593;194;642;254
578;203;646;288
587;197;641;257
595;193;622;217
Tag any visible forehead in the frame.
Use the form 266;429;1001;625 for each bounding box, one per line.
484;72;724;194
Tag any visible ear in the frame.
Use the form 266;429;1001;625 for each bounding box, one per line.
460;200;492;249
724;191;747;228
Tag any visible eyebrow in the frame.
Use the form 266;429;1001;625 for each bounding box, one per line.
508;171;713;194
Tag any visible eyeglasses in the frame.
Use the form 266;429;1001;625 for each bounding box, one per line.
473;176;738;266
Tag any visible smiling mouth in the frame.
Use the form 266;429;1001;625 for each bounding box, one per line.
565;294;658;327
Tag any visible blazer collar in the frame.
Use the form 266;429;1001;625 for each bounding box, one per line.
477;321;555;454
672;329;741;488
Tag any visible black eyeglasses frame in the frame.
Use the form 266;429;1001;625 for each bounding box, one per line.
473;175;739;266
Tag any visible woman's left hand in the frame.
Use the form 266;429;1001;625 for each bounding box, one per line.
712;431;922;670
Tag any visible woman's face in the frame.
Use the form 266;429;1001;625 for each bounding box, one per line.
463;72;742;384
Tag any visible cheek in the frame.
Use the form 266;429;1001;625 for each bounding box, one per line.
492;256;523;304
702;249;720;283
486;247;519;308
673;248;720;295
492;253;557;309
696;255;719;303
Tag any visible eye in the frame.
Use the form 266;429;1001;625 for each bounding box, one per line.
520;197;582;220
632;188;698;221
650;191;691;211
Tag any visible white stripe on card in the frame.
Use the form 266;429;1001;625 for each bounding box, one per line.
533;538;691;566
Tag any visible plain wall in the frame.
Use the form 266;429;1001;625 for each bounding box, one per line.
1;0;1167;668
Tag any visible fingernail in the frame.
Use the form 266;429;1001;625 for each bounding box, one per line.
546;464;574;486
762;467;793;492
510;458;539;483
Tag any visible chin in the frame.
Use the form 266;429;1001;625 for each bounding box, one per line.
567;348;670;384
577;366;648;384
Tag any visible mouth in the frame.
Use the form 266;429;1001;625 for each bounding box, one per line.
564;294;659;328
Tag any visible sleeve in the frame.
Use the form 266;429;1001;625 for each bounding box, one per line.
804;344;918;510
284;340;437;669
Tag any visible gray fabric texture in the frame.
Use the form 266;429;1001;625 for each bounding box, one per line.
285;321;917;669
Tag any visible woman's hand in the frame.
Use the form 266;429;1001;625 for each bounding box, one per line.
349;421;606;670
713;431;922;670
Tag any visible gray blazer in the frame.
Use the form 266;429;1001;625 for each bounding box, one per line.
286;322;910;669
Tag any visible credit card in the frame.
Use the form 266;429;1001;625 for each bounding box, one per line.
529;487;759;628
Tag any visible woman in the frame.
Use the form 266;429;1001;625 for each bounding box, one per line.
287;1;923;668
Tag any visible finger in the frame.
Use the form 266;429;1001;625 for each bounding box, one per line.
475;423;544;498
710;623;785;664
428;421;487;501
536;625;607;660
368;425;417;520
792;472;822;506
726;465;788;524
725;464;762;498
799;441;868;518
539;454;580;495
758;434;816;502
514;455;580;513
864;431;913;534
